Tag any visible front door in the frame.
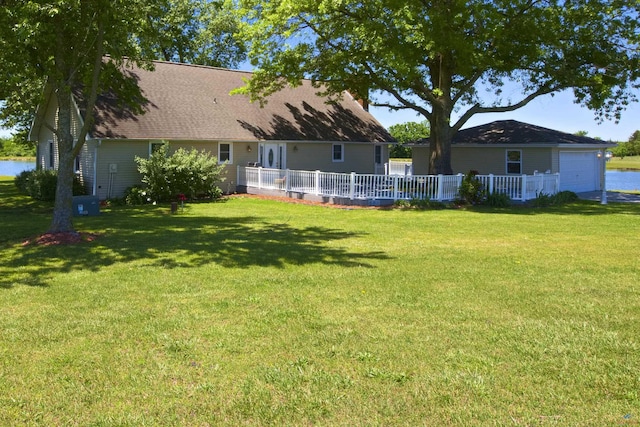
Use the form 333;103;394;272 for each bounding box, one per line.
261;143;285;169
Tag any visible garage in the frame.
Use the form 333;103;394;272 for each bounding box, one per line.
559;151;600;193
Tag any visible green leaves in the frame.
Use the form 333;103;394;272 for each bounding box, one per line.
237;0;640;173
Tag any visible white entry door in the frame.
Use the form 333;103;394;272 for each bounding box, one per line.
261;143;285;169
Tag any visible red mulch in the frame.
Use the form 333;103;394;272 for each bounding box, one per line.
22;232;100;247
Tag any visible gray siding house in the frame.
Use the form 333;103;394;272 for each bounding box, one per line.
29;60;393;199
412;120;615;193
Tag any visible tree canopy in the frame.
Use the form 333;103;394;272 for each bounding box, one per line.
0;0;246;233
236;0;640;173
388;121;430;158
138;0;246;68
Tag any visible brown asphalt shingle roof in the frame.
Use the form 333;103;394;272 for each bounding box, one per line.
87;60;393;143
449;120;608;145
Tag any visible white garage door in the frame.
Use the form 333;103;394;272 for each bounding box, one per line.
559;151;600;193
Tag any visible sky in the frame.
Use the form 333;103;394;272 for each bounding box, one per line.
370;89;640;142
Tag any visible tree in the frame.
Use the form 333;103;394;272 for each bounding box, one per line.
0;0;245;234
0;0;160;233
138;0;246;68
388;121;430;158
235;0;640;174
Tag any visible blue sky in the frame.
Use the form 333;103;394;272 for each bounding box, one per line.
370;89;640;142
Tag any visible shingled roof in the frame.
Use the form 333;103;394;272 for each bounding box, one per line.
447;120;609;145
82;60;392;143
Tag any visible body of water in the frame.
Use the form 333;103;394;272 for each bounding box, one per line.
607;170;640;192
0;160;35;176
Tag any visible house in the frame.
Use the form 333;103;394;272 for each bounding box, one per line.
29;60;393;199
411;120;616;193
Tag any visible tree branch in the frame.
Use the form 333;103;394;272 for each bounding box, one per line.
73;20;104;158
452;84;561;132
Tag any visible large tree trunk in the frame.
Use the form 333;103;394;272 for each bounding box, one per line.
428;109;454;175
48;89;76;233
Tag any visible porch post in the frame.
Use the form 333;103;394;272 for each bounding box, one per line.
349;172;356;200
393;175;399;200
258;167;262;189
285;169;291;192
315;170;321;195
521;174;527;201
437;174;444;201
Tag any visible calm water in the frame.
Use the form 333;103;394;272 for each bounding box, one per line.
607;170;640;191
0;160;35;176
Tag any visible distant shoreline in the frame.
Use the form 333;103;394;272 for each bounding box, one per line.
0;157;36;161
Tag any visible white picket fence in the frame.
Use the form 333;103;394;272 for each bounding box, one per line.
237;166;560;202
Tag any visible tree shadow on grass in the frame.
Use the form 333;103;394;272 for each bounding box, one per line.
0;210;391;289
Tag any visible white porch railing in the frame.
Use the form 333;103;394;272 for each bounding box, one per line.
237;166;560;202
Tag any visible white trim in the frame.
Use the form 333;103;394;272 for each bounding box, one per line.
506;149;522;174
218;142;233;164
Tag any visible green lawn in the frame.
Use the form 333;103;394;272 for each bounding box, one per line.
608;155;640;170
1;177;639;426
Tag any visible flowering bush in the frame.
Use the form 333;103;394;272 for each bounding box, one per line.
135;143;226;202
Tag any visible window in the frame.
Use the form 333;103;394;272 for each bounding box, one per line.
48;140;55;169
150;141;165;155
506;150;522;174
218;143;232;164
374;145;382;164
332;143;344;162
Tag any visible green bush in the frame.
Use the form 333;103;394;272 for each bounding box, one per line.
14;169;86;201
14;170;31;194
552;191;579;204
394;198;446;210
457;170;486;205
124;186;149;205
135;143;226;203
484;192;511;207
530;191;579;207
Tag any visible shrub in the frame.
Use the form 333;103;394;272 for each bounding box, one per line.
457;170;486;205
135;143;226;202
124;186;149;205
530;191;578;207
14;170;31;194
552;191;579;204
14;169;86;201
484;192;511;207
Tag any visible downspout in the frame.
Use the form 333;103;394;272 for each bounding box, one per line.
92;139;101;196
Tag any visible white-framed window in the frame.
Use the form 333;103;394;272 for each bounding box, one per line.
332;143;344;162
149;141;166;156
506;150;522;174
374;145;382;164
218;143;232;164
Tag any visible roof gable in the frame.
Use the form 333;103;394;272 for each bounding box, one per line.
81;60;392;143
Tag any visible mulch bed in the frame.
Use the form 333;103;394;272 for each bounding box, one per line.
22;232;100;247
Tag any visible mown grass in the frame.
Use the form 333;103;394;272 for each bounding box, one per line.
608;155;640;170
1;177;639;425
